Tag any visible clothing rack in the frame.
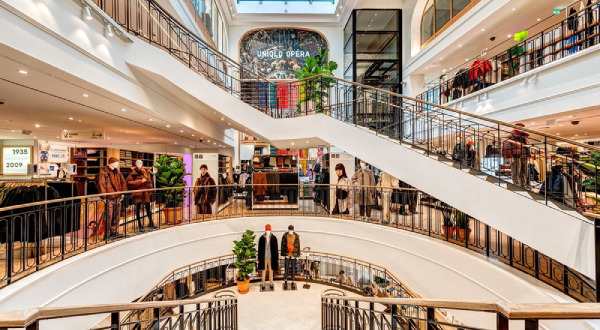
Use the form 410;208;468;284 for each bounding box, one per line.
251;171;299;210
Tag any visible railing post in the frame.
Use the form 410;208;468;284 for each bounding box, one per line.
508;236;514;267
391;304;398;330
496;313;509;330
426;307;436;330
524;319;539;330
595;217;600;302
25;320;38;330
563;265;570;295
485;224;490;257
534;250;540;279
369;302;375;329
110;311;120;330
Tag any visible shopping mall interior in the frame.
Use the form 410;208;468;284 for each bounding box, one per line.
1;0;600;328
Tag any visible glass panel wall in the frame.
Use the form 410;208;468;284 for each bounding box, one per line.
189;0;229;54
421;0;473;45
344;9;401;93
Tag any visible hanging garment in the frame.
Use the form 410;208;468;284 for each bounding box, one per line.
351;168;376;205
469;60;493;81
254;172;267;196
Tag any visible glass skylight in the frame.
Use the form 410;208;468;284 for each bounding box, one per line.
235;0;339;14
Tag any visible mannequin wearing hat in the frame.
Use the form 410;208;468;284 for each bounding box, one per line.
194;164;217;215
96;157;127;239
257;224;279;290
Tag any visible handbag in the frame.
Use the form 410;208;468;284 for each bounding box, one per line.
336;188;348;200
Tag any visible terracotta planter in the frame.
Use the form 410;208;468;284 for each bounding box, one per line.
164;206;183;224
457;228;472;240
442;225;455;238
237;279;250;294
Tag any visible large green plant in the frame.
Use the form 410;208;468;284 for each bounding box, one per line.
154;155;190;208
232;230;257;282
295;49;338;114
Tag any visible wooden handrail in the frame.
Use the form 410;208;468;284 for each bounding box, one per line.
322;294;600;320
0;296;237;327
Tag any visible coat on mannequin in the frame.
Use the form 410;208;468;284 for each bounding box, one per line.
351;161;376;217
377;172;399;222
96;157;127;238
257;224;279;287
126;160;156;230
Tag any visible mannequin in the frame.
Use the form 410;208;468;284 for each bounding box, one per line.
330;163;353;215
257;224;279;290
377;171;399;223
126;160;157;231
96;157;127;239
281;225;300;290
194;164;217;215
351;161;376;219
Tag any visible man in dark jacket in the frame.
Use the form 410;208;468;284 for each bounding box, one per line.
194;164;217;215
257;224;279;290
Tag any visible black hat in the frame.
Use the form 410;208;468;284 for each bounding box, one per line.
200;164;208;170
288;225;294;231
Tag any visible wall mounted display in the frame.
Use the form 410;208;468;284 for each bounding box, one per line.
240;28;329;79
2;146;33;175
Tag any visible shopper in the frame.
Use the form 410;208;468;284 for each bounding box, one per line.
331;163;353;215
502;123;530;187
194;164;217;215
96;157;127;239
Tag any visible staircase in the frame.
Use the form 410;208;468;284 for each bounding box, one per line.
91;0;600;278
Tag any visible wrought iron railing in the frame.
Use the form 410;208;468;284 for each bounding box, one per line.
88;0;600;216
0;184;594;302
0;295;237;330
321;294;600;330
416;2;600;105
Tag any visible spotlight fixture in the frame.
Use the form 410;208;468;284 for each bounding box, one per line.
19;69;28;74
528;73;538;84
520;78;528;86
105;23;114;37
83;6;92;20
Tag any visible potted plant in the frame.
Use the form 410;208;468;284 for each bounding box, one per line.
154;155;190;224
454;209;471;240
232;230;257;294
440;202;455;238
295;49;338;115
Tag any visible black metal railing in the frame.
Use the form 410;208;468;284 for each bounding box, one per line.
0;184;594;302
0;295;237;330
89;0;600;216
321;294;600;330
416;2;600;105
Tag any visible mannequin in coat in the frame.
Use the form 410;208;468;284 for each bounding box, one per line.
281;225;301;282
351;161;376;218
377;171;399;222
257;224;279;290
330;163;353;215
126;160;157;231
194;164;217;215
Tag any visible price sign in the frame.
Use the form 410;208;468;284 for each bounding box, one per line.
2;146;32;175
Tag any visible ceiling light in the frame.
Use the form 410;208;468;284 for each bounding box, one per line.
440;57;444;60
174;142;178;144
306;141;309;144
531;122;535;125
213;142;216;145
568;115;573;118
221;117;224;121
537;18;541;21
481;28;485;31
559;124;564;127
33;136;37;139
512;7;516;11
56;136;60;139
149;118;153;121
458;44;462;48
82;93;89;98
78;119;83;122
336;14;339;16
63;129;67;132
507;34;512;38
83;6;92;20
180;130;184;133
35;124;40;128
207;140;211;142
166;124;171;128
575;134;579;136
121;108;126;112
465;58;469;61
192;134;195;137
557;133;560;135
291;142;295;146
18;70;28;74
68;117;74;120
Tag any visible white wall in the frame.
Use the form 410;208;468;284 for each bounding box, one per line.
228;24;344;78
0;217;591;329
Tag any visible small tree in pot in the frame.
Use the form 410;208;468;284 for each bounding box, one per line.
454;209;471;240
295;49;338;115
154;155;190;224
232;230;257;294
440;202;455;238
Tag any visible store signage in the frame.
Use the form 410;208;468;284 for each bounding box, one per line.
240;28;328;80
39;141;69;163
2;146;32;175
61;130;105;141
193;153;218;160
480;48;488;56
